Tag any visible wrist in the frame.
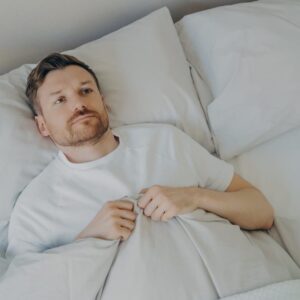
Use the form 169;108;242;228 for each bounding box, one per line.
192;186;209;209
75;229;89;241
75;233;84;241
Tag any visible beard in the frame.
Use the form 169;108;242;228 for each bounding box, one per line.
48;109;109;147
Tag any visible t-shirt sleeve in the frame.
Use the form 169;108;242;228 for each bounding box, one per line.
172;126;235;192
6;204;45;259
5;182;51;259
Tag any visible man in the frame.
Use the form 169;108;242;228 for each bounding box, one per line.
6;53;300;300
6;52;274;258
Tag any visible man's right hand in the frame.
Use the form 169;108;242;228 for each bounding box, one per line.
75;199;137;241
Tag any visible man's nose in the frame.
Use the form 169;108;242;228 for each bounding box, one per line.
71;94;87;112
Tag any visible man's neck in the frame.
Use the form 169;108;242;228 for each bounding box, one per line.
59;129;119;163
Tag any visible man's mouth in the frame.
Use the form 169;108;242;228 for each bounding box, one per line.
71;114;97;125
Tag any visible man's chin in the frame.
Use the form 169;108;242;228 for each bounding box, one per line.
71;131;105;146
69;124;109;146
51;130;104;147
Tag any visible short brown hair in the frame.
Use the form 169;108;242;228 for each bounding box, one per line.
26;52;101;115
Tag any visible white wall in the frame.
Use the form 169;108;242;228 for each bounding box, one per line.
0;0;253;75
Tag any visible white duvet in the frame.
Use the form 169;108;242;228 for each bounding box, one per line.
0;200;299;300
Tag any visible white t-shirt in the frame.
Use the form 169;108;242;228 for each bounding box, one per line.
6;124;234;259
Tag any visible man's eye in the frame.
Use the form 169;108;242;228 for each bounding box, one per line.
54;97;65;104
82;88;93;95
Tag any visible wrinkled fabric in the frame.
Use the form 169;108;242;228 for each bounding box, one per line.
1;199;299;300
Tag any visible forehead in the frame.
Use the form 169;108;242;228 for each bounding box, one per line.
37;65;95;98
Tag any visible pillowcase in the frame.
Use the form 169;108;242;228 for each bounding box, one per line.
0;65;57;255
0;7;213;254
176;0;300;159
188;64;213;124
0;65;58;210
64;7;214;152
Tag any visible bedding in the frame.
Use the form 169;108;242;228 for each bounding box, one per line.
1;200;300;300
222;279;300;300
1;0;300;299
176;0;300;159
189;63;213;122
0;64;57;255
63;7;213;151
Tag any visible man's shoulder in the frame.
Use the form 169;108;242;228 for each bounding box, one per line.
16;156;60;203
113;123;189;148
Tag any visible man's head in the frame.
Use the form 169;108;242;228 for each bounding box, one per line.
26;53;110;148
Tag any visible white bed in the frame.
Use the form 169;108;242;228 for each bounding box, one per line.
0;0;300;299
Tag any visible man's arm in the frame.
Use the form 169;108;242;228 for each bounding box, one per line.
138;173;274;230
193;173;274;230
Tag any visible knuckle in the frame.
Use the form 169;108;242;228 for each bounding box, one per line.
123;200;133;210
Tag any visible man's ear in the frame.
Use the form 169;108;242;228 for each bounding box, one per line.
102;95;112;113
35;115;50;137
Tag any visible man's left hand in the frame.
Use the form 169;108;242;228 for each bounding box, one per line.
138;185;199;222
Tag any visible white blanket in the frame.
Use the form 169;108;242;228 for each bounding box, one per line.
221;279;300;300
1;201;299;300
0;238;119;300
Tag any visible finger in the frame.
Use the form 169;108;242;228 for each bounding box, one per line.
119;226;132;241
112;199;134;211
143;197;160;217
151;205;168;221
116;209;137;221
118;218;135;231
161;210;174;222
138;189;155;209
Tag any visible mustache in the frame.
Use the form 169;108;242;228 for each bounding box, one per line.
68;108;100;125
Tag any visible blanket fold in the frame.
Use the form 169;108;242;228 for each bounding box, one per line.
1;199;299;300
0;238;119;300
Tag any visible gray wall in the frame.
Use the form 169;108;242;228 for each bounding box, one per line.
0;0;253;75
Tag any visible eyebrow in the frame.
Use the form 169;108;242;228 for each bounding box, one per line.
49;80;93;96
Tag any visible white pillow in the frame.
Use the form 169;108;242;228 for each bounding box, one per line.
0;65;57;254
0;7;213;253
176;0;300;159
64;7;214;152
189;64;213;123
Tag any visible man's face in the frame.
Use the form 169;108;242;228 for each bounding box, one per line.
35;65;109;147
